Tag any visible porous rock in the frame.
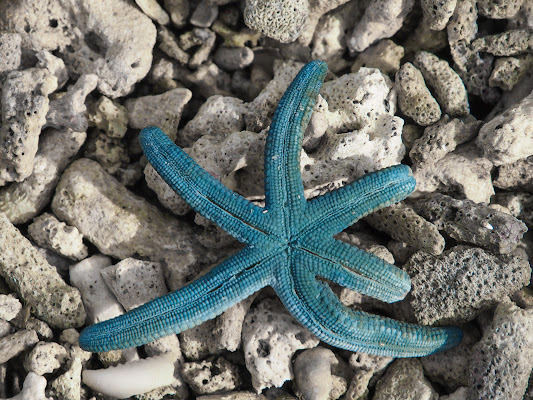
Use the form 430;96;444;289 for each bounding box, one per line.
69;255;125;324
493;156;533;192
365;202;445;255
100;258;168;310
395;62;441;126
83;130;129;175
28;213;88;261
412;144;494;204
477;0;524;19
158;26;190;65
135;0;170;25
87;96;128;139
36;50;69;90
0;215;86;329
298;0;351;47
49;346;84;400
420;0;457;30
0;294;22;322
0;68;57;185
242;298;319;391
0;0;157;98
0;32;22;76
404;245;531;325
0;329;39;364
469;302;533;400
373;359;438;400
413;51;469;117
181;356;241;395
45;74;98;131
472;29;533;56
409;115;480;164
24;341;68;375
126;88;192;141
195;392;267;400
0;128;86;224
477;91;533;165
351;39;405;75
6;372;50;400
243;0;309;43
415;193;528;254
347;0;415;53
489;54;533;91
492;192;533;227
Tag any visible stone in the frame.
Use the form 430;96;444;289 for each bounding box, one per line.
0;128;86;224
347;0;415;52
420;0;457;30
213;46;254;71
365;202;445;255
409;115;480;164
373;359;438;400
28;213;88;261
472;29;533;56
0;215;86;329
0;68;57;185
83;130;129;175
242;298;319;391
5;372;49;400
0;32;21;76
0;0;157;98
478;0;524;19
413;51;469;117
158;26;190;65
351;39;405;75
36;50;69;90
45;74;98;131
404;245;531;325
181;356;241;395
244;0;309;43
0;295;22;321
164;0;190;28
0;330;38;364
135;0;170;25
125;88;192;141
415;193;528;254
493;156;533;192
190;0;219;28
477;91;533;165
49;346;83;400
489;54;533;91
395;62;441;126
87;96;128;139
24;341;68;375
469;302;533;399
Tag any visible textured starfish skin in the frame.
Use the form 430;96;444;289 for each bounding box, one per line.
79;60;462;356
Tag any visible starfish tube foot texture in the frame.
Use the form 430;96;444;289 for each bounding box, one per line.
79;60;463;357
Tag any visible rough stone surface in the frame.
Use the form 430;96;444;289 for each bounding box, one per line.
0;68;57;185
100;258;168;310
365;202;445;255
0;128;86;224
213;46;254;71
415;193;528;254
413;51;469;117
28;213;88;260
51;159;203;288
351;39;405;75
181;357;241;395
0;215;86;329
45;74;98;131
24;341;68;375
242;298;319;391
373;359;438;400
412;144;495;203
396;62;441;126
347;0;415;52
36;50;69;90
0;0;157;98
489;54;533;91
87;96;128;139
409;115;480;164
472;29;533;56
420;0;457;30
0;32;22;76
494;156;533;192
404;245;531;325
158;26;190;65
477;91;533;165
6;372;50;400
244;0;309;43
492;192;533;228
0;329;39;364
126;88;192;141
0;294;22;322
49;346;83;400
469;302;533;400
136;0;170;25
478;0;524;19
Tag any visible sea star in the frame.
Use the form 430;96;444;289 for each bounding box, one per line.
79;60;462;357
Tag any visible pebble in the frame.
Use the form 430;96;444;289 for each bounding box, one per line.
135;0;170;25
0;295;22;322
351;39;405;75
0;330;39;364
24;341;68;375
493;156;533;192
190;0;219;28
489;54;533;91
181;356;241;395
87;95;129;139
420;0;457;30
0;32;21;77
214;46;254;71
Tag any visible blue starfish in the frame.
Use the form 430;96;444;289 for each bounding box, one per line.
79;60;462;357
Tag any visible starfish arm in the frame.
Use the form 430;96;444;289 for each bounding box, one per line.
301;165;415;237
275;254;463;357
140;126;271;244
297;237;410;303
264;60;328;235
79;246;278;352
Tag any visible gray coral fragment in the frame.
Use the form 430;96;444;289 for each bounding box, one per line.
414;193;528;254
405;245;531;325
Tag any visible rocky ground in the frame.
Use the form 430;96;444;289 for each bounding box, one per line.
0;0;532;399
